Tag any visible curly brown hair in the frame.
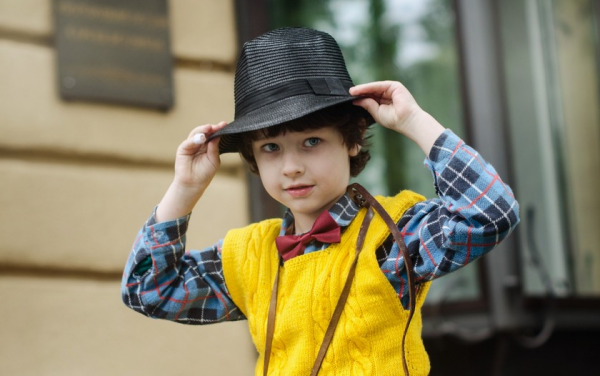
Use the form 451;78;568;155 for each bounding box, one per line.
238;102;371;177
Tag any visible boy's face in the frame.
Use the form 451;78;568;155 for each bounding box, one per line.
252;126;360;232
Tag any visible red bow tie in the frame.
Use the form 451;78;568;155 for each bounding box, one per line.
275;210;341;261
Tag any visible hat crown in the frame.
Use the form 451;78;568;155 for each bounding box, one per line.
234;27;352;109
210;27;372;154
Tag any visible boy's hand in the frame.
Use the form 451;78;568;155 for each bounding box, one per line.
155;121;227;223
350;81;420;134
173;121;227;190
350;81;445;155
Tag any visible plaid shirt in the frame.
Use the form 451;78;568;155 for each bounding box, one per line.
122;129;519;324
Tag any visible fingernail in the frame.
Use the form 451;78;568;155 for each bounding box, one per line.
193;133;206;145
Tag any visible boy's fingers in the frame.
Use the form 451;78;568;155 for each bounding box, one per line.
185;122;228;150
187;121;228;140
193;133;207;145
212;121;228;133
178;121;228;155
353;97;379;115
350;81;393;96
206;135;221;157
188;124;210;138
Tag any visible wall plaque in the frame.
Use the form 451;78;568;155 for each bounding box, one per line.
54;0;174;110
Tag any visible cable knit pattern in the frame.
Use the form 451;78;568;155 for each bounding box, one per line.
222;191;431;376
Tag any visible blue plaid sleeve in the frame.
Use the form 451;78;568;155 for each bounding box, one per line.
379;129;520;308
121;208;245;324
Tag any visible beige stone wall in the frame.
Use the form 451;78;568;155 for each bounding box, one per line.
0;1;256;375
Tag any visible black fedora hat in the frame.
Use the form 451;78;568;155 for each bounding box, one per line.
209;27;374;154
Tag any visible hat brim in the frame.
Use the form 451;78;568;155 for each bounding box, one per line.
210;93;375;154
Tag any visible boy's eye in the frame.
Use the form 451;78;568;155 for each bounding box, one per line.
261;143;279;152
304;137;321;147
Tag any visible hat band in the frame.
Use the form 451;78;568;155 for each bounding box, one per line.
235;78;354;118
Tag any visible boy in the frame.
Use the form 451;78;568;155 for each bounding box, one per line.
122;27;519;376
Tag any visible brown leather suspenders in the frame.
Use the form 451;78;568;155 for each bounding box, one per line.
263;183;418;376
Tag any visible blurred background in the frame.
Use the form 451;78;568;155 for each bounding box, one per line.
1;0;599;375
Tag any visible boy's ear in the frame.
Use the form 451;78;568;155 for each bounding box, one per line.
348;126;367;157
349;144;361;157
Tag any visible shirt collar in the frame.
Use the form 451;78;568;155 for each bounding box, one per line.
279;193;360;236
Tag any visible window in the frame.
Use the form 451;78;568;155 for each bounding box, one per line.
500;0;600;297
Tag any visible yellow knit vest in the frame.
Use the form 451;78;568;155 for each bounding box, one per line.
222;191;431;376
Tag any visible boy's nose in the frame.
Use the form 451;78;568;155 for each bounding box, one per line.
281;152;305;176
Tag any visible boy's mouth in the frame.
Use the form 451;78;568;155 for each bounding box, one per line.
285;185;314;197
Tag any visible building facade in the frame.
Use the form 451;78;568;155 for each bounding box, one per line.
0;1;256;375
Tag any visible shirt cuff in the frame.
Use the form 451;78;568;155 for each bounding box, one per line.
132;207;192;276
143;206;191;244
423;129;463;195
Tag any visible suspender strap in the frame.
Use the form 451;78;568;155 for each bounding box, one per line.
349;183;417;376
262;183;417;376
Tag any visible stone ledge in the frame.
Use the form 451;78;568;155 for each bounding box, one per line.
0;158;248;272
0;275;255;376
